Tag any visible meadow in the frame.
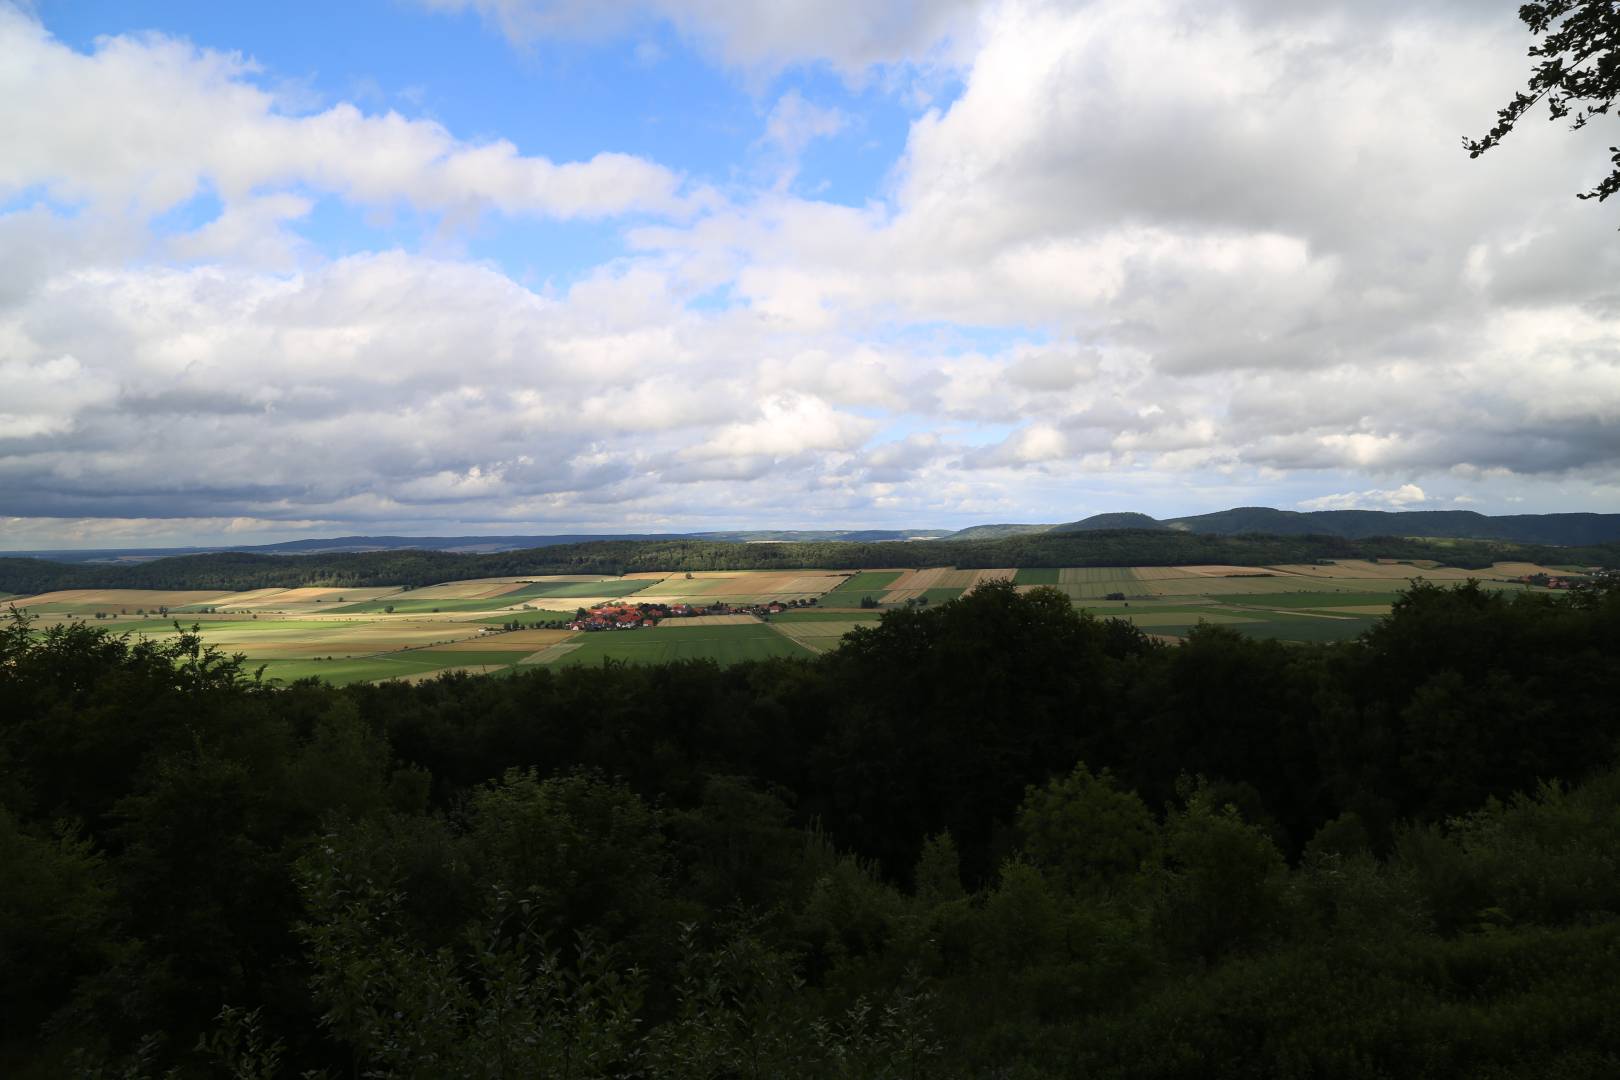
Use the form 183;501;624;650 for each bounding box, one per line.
5;558;1577;683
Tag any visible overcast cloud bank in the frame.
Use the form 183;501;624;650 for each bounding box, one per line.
2;0;1617;548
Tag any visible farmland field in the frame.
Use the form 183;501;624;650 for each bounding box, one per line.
819;571;904;607
550;623;815;667
769;609;884;623
770;619;875;652
6;558;1573;678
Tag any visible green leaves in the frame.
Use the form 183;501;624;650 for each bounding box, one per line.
1468;1;1620;207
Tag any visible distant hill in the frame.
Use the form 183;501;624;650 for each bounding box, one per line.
1159;507;1620;546
1050;512;1166;533
938;523;1054;541
956;507;1620;546
9;529;953;564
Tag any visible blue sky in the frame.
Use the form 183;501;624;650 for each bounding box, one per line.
2;0;1618;547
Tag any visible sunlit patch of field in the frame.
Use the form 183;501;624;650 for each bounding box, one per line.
880;566;950;602
521;641;584;665
657;614;762;627
771;619;873;653
429;628;574;651
818;571;904;608
12;588;234;612
640;571;848;600
1490;562;1585;577
770;610;883;623
1139;575;1336;597
551;623;815;667
97;617;489;659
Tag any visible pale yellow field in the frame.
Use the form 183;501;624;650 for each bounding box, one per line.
430;628;575;651
1177;564;1282;577
15;588;233;610
880;566;940;602
770;620;872;652
647;572;846;598
657;614;762;627
216;587;402;611
1130;567;1191;581
397;580;532;600
1490;562;1582;577
522;642;584;664
968;568;1017;589
393;665;500;684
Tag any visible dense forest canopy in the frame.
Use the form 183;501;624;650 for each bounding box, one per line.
4;529;1617;594
4;579;1619;1076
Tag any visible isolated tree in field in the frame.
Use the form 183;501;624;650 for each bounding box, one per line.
1467;1;1620;205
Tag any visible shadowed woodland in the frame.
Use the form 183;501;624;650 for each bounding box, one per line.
4;579;1619;1077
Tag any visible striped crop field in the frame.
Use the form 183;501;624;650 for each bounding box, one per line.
551;623;814;667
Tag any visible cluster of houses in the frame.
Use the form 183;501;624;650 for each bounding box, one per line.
1519;573;1576;589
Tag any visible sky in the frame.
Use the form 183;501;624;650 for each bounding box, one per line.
2;0;1618;548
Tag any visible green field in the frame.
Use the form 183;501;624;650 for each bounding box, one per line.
475;609;581;626
255;653;463;685
920;588;964;604
330;596;507;614
524;579;657;599
552;624;814;667
1013;568;1061;585
1221;591;1396;609
771;609;884;623
819;571;904;607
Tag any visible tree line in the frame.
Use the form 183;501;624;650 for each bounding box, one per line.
4;579;1619;1076
5;529;1618;594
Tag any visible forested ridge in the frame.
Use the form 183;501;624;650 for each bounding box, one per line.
5;529;1618;594
4;580;1620;1077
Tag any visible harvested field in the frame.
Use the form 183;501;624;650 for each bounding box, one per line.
1176;565;1281;577
881;566;950;602
395;581;531;600
12;588;232;611
771;620;870;653
657;614;762;627
771;610;883;623
1131;567;1195;581
522;642;584;665
820;571;903;607
430;628;574;651
1490;562;1581;577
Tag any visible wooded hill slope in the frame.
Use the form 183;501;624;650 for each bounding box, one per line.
4;530;1617;594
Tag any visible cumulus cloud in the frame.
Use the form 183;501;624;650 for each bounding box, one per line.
0;9;689;235
1299;484;1429;511
3;0;1619;546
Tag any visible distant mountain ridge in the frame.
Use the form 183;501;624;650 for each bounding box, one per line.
9;529;954;564
5;508;1618;565
1032;507;1620;546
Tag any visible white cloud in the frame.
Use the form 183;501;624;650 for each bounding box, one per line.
4;0;1620;546
0;9;689;238
1299;484;1428;511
